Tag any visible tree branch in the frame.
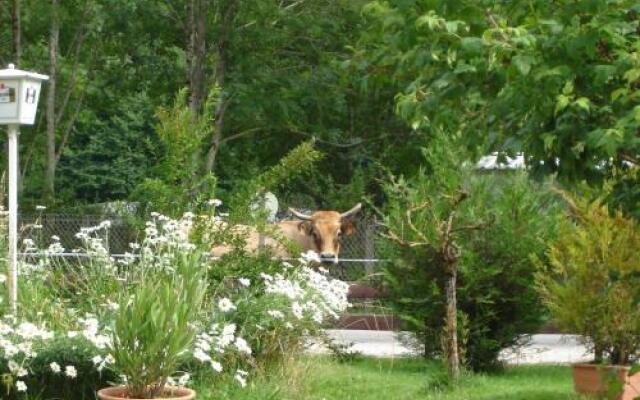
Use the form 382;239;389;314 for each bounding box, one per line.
380;230;434;250
219;127;261;144
288;129;387;148
441;191;469;253
485;10;512;46
55;87;86;163
619;152;638;166
406;201;431;244
450;219;492;234
55;13;89;127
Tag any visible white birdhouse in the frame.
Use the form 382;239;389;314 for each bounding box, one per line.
0;64;49;125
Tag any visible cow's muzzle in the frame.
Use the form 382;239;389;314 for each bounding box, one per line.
320;253;339;264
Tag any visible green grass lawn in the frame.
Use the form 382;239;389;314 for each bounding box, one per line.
195;356;580;400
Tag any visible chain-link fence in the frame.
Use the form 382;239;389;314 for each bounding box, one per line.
330;216;382;280
16;213;382;278
19;214;138;254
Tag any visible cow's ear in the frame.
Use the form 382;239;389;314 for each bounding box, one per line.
341;220;356;235
298;221;312;235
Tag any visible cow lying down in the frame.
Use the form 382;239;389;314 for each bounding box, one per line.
209;203;362;264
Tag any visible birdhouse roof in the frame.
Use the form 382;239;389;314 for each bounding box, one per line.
0;65;49;81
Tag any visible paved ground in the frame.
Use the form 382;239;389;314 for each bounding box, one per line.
311;330;592;365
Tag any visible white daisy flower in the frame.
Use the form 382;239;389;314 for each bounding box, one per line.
65;365;77;378
16;380;27;392
49;362;61;373
217;298;236;313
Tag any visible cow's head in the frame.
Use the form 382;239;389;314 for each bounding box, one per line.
289;203;362;264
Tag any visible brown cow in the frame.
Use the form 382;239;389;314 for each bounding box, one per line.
210;203;362;263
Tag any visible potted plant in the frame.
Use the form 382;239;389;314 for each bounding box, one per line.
98;252;206;399
536;195;640;399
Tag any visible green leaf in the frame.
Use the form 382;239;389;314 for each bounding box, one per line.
624;69;640;84
611;88;628;102
555;95;570;114
416;11;441;30
562;81;574;95
454;63;477;74
512;55;535;76
445;21;463;34
460;37;485;54
633;105;640;122
542;133;556;151
574;97;590;112
593;65;616;85
572;141;585;155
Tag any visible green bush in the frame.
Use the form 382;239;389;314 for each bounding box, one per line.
382;167;560;371
200;247;350;369
130;88;218;216
458;174;560;370
11;337;117;400
109;249;207;398
536;194;640;365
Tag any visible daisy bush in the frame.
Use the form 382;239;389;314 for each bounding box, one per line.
196;253;350;374
0;205;350;398
0;316;117;399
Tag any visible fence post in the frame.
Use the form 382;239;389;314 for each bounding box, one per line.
363;217;376;276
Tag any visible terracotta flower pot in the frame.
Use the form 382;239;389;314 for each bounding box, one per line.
97;385;196;400
573;363;640;400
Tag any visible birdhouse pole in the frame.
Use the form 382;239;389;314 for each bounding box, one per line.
0;63;49;313
7;123;19;313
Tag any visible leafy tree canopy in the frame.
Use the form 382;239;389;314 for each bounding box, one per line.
354;0;640;182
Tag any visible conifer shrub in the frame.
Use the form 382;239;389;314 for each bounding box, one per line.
536;195;640;365
382;167;560;371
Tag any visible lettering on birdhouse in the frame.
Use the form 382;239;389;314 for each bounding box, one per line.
0;85;16;104
25;87;37;104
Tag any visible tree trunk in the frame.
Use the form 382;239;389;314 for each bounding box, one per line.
186;0;194;84
443;263;459;380
205;0;238;173
188;0;206;113
45;0;59;200
204;71;225;172
594;343;603;364
11;0;21;65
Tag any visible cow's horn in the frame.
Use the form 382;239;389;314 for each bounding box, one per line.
341;203;362;219
289;207;313;220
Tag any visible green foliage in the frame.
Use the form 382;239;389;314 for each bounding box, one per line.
356;0;640;183
131;89;218;216
55;91;160;205
605;167;640;221
2;0;409;210
536;194;640;365
109;251;206;398
380;132;467;248
0;207;349;398
380;132;471;373
228;140;323;223
458;173;561;370
10;337;118;400
203;251;344;369
381;135;560;370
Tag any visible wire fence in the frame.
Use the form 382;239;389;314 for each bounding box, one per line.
19;214;138;254
15;213;383;279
